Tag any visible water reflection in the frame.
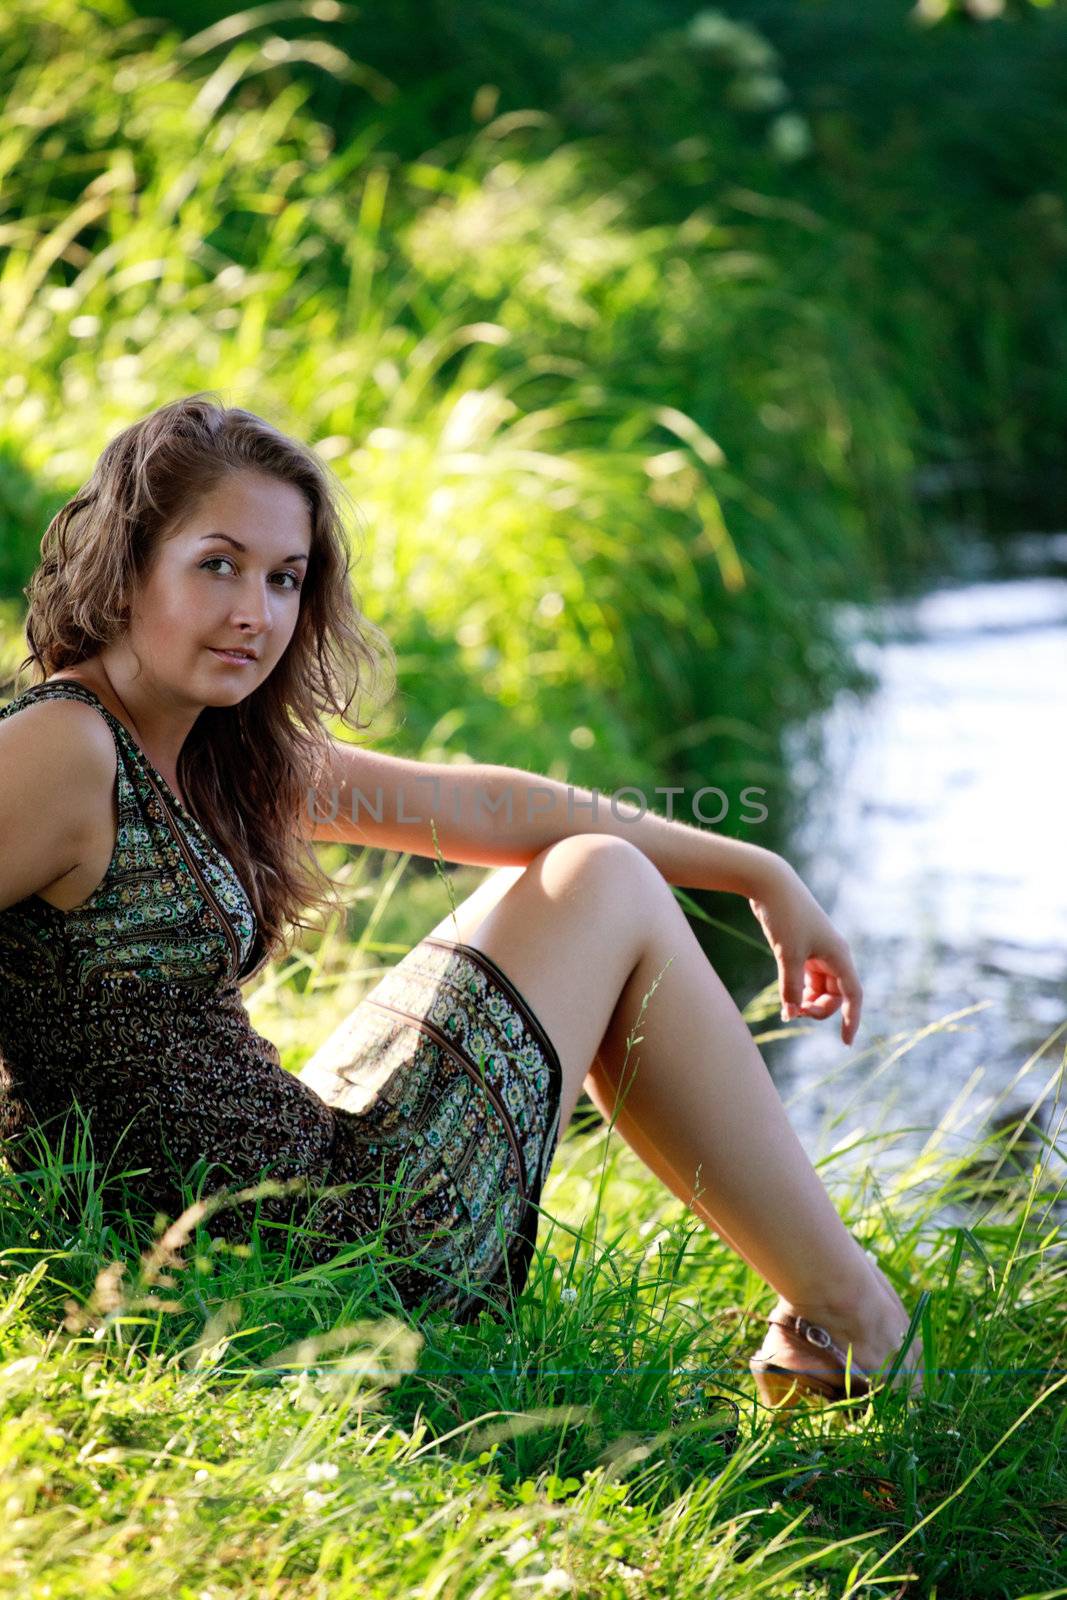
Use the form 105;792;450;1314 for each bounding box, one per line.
769;535;1067;1182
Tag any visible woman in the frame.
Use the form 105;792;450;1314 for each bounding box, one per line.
0;394;920;1406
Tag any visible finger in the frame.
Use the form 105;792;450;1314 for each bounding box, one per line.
801;962;835;999
800;993;843;1020
777;951;805;1018
799;967;840;1018
835;948;863;1043
800;959;838;991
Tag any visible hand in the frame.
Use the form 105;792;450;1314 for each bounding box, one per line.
747;861;864;1046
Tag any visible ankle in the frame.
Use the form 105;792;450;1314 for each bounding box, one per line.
771;1271;908;1371
793;1236;904;1323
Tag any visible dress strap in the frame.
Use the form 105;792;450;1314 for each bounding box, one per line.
12;680;135;742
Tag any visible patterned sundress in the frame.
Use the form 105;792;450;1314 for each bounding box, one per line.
0;679;563;1322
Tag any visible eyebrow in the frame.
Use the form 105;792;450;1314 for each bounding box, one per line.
199;532;309;564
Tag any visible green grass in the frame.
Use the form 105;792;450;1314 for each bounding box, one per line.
2;850;1064;1597
0;0;984;816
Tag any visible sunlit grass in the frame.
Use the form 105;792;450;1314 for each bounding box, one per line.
1;834;1064;1595
6;878;1061;1586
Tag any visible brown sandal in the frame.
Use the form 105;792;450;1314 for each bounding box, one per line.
749;1311;874;1410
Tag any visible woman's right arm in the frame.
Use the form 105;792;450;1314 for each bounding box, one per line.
0;700;116;914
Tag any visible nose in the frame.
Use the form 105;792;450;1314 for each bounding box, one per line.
229;577;276;637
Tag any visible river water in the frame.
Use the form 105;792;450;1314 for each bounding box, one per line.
765;531;1067;1190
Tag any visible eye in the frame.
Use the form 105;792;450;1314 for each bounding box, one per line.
200;556;302;592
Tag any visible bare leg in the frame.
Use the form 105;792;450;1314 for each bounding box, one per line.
426;864;767;1274
424;841;915;1384
582;1050;772;1275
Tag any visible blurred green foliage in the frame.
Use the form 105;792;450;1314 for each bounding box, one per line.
1;0;1063;826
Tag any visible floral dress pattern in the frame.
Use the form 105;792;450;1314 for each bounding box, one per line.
0;680;563;1321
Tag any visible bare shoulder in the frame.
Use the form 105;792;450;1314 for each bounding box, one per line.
0;695;119;913
0;691;119;770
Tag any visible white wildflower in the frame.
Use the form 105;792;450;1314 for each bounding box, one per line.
194;1469;209;1482
541;1569;573;1595
305;1461;339;1483
390;1488;415;1503
303;1489;329;1509
560;1287;577;1303
504;1535;537;1563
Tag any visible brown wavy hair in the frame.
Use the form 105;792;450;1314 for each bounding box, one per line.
15;392;397;963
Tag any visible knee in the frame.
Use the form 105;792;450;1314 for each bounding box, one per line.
529;833;660;895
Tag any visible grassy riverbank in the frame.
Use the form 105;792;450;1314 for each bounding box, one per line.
1;895;1064;1597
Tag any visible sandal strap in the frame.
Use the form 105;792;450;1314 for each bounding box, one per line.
765;1312;873;1378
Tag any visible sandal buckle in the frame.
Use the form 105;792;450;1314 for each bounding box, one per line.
804;1323;832;1349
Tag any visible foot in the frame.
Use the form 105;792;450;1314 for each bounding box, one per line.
752;1275;922;1400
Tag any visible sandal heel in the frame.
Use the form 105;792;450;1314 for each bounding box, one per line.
749;1312;874;1412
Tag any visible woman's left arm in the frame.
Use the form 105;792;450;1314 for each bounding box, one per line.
306;747;862;1041
305;745;780;894
471;762;862;1041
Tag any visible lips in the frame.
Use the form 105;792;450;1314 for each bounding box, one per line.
210;647;257;660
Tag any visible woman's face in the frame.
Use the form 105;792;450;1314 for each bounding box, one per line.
124;468;312;703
